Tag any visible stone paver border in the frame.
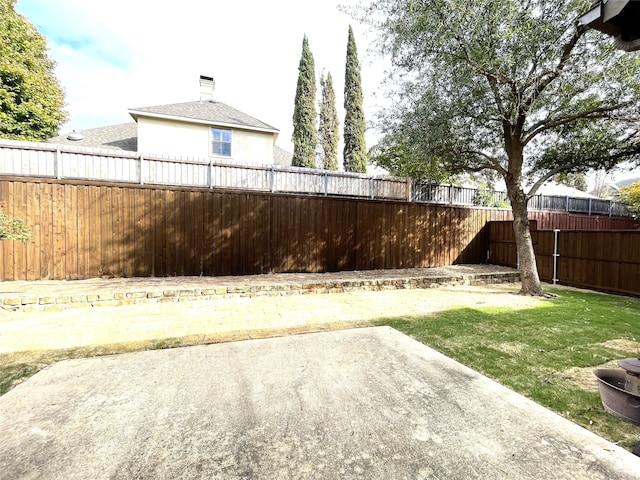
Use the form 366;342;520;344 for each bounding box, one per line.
0;265;519;313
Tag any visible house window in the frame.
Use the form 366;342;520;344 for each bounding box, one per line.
211;128;232;156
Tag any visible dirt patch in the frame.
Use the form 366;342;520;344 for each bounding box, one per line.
496;342;527;354
0;283;542;395
556;339;639;393
559;361;620;393
600;339;640;356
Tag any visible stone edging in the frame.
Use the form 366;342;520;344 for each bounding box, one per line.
1;272;520;313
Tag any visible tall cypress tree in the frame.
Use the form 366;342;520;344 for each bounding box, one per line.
318;72;339;171
291;35;318;168
343;25;367;173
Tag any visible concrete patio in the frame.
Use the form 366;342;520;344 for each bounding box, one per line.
1;327;639;479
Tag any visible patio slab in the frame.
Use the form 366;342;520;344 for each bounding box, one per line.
1;326;639;479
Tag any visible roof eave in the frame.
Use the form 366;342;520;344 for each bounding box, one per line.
578;0;640;51
128;109;279;135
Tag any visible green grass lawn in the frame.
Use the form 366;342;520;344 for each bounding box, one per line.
375;286;640;451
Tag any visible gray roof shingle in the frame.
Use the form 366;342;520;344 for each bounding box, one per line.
273;145;293;166
129;101;279;132
48;123;138;151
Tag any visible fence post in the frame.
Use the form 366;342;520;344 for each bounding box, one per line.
270;165;276;193
565;196;569;212
370;177;375;199
406;177;412;202
139;155;145;185
55;147;62;179
208;160;214;188
588;198;592;215
553;229;560;285
449;184;453;204
323;172;328;197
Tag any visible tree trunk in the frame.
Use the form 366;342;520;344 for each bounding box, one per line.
506;183;546;296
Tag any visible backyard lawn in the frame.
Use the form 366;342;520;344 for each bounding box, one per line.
375;286;640;451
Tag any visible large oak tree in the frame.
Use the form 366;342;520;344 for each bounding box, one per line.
357;0;640;295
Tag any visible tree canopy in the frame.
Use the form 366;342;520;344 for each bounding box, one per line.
0;0;66;140
343;25;367;173
363;0;640;186
618;181;640;218
292;35;318;168
356;0;640;295
319;72;339;171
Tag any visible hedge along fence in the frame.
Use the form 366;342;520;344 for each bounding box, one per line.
0;177;505;281
488;221;640;296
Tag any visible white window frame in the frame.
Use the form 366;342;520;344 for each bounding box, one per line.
211;127;232;157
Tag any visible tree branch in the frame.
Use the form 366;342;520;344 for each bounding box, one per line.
526;165;574;198
459;150;507;176
522;102;633;145
520;24;587;116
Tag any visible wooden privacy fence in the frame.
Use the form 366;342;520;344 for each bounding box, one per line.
488;221;640;296
0;177;494;281
1;138;630;216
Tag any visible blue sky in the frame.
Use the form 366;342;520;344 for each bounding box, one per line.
15;0;386;152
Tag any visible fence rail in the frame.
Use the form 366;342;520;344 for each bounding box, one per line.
0;138;630;216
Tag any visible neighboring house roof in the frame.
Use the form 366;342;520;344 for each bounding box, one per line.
48;122;138;151
616;176;640;188
273;146;292;166
535;181;598;199
128;100;279;134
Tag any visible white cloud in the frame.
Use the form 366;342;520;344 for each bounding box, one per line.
16;0;385;153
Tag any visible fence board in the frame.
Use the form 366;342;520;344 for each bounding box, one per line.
86;186;100;278
75;186;87;279
25;182;39;280
0;182;11;280
13;181;28;279
64;184;78;279
488;222;640;296
123;188;135;278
